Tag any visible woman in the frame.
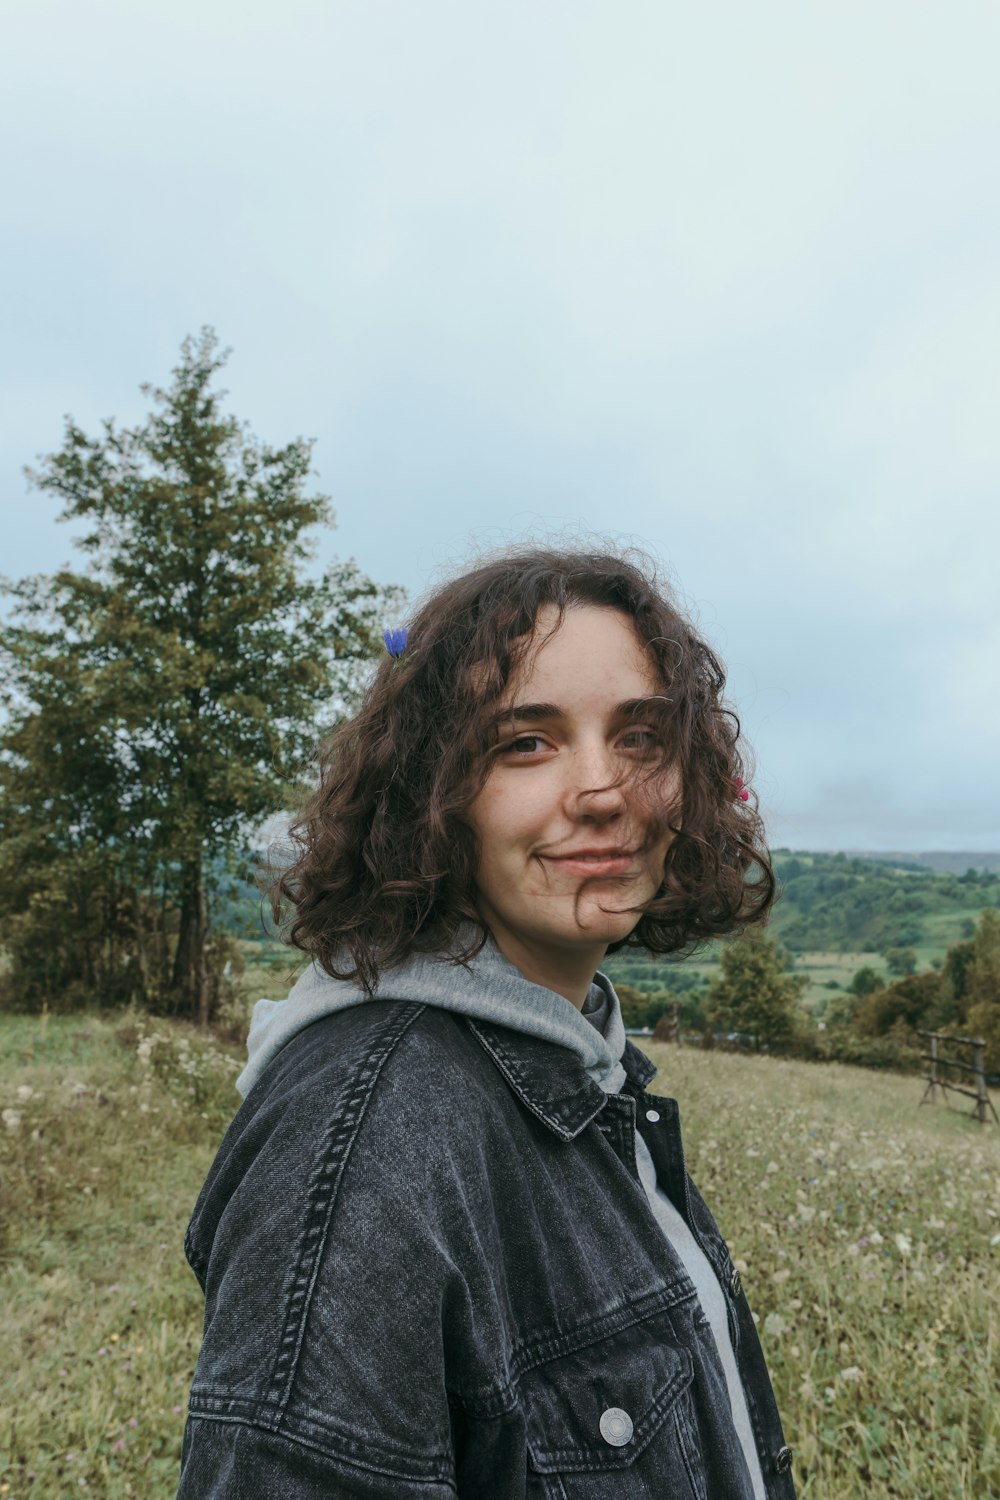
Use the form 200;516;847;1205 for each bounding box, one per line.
176;545;797;1498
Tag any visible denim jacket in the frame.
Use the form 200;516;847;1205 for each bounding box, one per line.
177;994;796;1497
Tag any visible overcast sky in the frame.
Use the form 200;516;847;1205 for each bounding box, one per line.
3;0;999;851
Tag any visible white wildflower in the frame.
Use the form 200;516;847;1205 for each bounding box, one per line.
2;1109;22;1131
839;1365;864;1383
16;1085;33;1102
764;1312;789;1337
894;1233;912;1256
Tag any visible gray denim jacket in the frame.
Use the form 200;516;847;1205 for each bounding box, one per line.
177;947;796;1498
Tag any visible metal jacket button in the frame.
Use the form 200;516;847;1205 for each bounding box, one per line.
599;1408;634;1446
775;1445;793;1473
644;1108;660;1122
729;1267;742;1297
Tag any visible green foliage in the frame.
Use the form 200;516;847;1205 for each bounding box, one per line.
614;980;707;1033
962;909;1000;1071
769;851;1000;955
823;990;863;1032
852;973;947;1041
885;947;918;976
850;966;885;997
784;1028;925;1074
704;931;808;1051
612;982;649;1029
940;940;976;1020
840;911;1000;1071
0;329;402;1022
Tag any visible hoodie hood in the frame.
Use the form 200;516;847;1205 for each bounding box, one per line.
236;925;629;1100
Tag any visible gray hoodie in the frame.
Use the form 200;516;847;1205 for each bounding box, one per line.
235;927;766;1500
236;925;627;1099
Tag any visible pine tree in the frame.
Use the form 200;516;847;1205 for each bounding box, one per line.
704;932;807;1052
0;328;403;1024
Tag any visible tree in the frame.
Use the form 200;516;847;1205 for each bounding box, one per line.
851;972;943;1039
703;932;807;1052
963;909;1000;1071
0;328;403;1024
850;965;884;997
613;983;649;1030
884;946;918;976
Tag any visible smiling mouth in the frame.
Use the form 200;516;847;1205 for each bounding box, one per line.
542;851;640;875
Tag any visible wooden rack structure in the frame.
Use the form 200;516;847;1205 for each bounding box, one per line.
918;1030;998;1126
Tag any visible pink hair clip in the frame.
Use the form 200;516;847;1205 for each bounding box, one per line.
733;776;750;802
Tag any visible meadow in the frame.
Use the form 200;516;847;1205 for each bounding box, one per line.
1;1006;998;1498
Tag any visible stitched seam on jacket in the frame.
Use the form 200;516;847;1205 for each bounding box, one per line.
186;1406;460;1489
260;1000;431;1427
509;1283;700;1380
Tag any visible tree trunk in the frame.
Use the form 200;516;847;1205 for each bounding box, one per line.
172;857;210;1028
132;883;150;1004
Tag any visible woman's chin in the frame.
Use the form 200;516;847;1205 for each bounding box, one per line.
569;904;640;945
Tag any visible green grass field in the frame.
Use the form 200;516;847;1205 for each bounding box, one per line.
2;1007;998;1498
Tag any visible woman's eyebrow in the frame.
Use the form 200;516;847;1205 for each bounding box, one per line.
489;697;659;727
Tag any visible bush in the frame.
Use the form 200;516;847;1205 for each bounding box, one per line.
779;1029;923;1074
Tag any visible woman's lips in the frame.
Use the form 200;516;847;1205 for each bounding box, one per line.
542;852;639;876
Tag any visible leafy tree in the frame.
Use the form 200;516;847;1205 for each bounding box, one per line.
704;932;807;1052
823;990;862;1031
613;983;649;1029
0;328;402;1024
850;965;884;997
939;939;975;1023
851;972;942;1040
884;946;918;976
963;909;1000;1071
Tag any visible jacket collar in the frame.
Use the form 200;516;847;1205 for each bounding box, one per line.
465;1015;658;1141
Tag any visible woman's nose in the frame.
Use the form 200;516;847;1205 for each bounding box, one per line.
565;744;627;813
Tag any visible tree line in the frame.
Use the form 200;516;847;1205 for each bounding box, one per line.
613;911;1000;1074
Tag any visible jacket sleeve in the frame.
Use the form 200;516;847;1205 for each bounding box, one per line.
176;1413;455;1499
175;1011;514;1498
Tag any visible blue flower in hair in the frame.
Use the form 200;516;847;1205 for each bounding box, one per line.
383;626;408;658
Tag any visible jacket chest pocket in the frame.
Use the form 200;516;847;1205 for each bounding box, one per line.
520;1312;710;1500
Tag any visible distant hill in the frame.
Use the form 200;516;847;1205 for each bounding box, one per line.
767;850;999;955
799;850;1000;876
213;846;1000;961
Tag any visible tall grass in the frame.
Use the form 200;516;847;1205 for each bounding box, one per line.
2;1010;998;1497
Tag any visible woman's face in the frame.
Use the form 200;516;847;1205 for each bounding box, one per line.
465;603;680;998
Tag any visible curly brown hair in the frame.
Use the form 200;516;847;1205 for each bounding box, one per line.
261;544;775;993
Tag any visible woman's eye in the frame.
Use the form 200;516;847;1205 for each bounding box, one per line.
621;729;660;753
504;735;547;756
